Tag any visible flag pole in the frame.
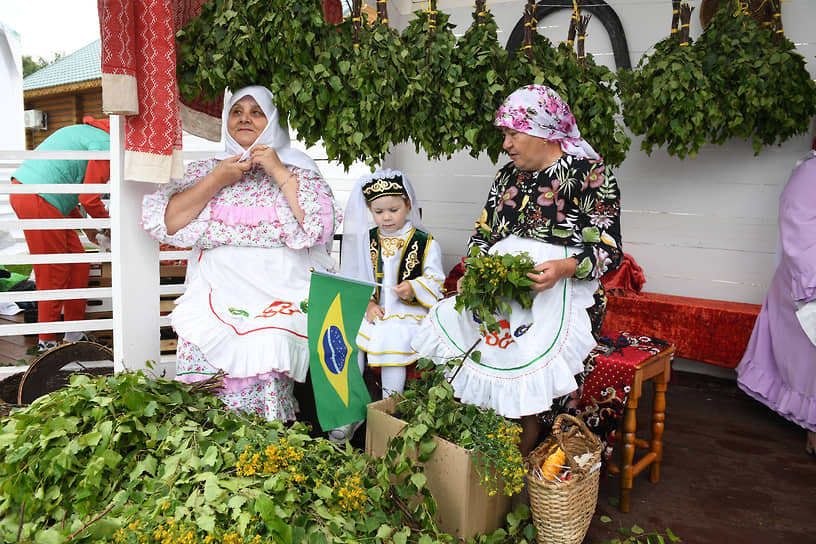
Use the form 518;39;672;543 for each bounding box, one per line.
310;268;389;288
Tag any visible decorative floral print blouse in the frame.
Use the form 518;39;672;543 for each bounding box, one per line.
142;158;342;250
468;155;622;281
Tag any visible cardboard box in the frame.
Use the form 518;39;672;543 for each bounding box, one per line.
365;397;511;539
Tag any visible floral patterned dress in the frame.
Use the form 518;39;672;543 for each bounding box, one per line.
469;156;622;285
470;155;621;335
452;156;622;420
142;159;342;422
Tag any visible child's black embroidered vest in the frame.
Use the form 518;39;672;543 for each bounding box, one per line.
369;227;432;306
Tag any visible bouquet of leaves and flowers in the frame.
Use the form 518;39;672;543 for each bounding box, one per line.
455;246;536;334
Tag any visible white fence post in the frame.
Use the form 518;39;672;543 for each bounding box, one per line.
109;115;161;372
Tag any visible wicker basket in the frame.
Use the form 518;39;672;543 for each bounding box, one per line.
526;414;603;544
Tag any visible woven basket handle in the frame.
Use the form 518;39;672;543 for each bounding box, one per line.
552;413;594;439
552;413;602;472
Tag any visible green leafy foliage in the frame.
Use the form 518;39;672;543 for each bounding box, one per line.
455;247;536;334
596;499;682;544
22;55;48;77
504;34;556;103
452;7;510;163
284;16;364;169
0;372;240;541
176;1;630;169
343;20;416;167
177;0;318;104
0;370;542;543
695;2;816;153
0;369;682;543
619;2;816;158
546;44;631;168
0;372;438;542
596;521;682;544
618;37;718;159
397;359;526;497
401;7;469;160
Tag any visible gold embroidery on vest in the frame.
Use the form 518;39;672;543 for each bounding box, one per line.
381;237;405;258
402;240;420;280
369;239;378;269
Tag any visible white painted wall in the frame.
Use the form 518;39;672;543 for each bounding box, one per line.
382;0;816;305
0;21;24;152
0;22;26;259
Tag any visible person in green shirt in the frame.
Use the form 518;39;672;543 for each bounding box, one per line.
9;117;111;351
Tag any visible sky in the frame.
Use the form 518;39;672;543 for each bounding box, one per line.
0;0;101;61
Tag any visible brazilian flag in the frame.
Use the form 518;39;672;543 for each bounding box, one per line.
307;270;373;431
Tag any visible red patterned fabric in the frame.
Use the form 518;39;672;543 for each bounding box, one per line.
603;292;760;368
98;0;211;183
322;0;343;24
158;243;190;266
600;252;645;295
578;331;674;465
443;262;465;296
99;0;137;84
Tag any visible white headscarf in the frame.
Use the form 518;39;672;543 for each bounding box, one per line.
340;168;424;284
215;85;320;174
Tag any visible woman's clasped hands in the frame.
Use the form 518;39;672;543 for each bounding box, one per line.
249;144;306;224
210;154;252;189
249;144;286;178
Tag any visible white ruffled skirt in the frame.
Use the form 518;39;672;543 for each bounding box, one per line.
171;244;335;385
411;236;598;419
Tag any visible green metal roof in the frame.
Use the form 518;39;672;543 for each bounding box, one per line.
23;40;101;91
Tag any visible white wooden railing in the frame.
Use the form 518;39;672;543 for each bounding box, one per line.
0;116;171;375
0;116;365;378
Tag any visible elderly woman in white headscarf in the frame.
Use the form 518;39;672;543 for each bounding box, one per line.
142;85;342;422
413;84;623;455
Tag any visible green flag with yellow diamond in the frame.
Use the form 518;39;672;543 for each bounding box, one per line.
307;270;373;431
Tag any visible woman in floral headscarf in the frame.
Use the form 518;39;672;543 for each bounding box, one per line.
413;85;622;455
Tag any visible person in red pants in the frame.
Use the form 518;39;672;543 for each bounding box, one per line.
10;117;111;352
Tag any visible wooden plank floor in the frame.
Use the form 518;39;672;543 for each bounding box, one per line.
0;313;38;366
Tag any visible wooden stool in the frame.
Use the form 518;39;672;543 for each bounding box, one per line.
607;343;675;512
578;332;675;513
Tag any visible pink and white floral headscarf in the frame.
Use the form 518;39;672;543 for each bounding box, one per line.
494;84;600;161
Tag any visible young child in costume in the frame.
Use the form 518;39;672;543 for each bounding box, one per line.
330;169;445;443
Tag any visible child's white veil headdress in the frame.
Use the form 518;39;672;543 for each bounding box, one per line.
340;168;424;284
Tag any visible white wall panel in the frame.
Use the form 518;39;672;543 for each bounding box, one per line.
384;0;816;305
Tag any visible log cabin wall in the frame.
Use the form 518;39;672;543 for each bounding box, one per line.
23;81;103;149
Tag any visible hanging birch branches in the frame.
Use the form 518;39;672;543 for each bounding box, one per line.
619;1;816;158
176;0;813;169
400;1;469;160
451;0;508;162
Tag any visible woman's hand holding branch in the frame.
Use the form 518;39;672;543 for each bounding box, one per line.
527;257;578;291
